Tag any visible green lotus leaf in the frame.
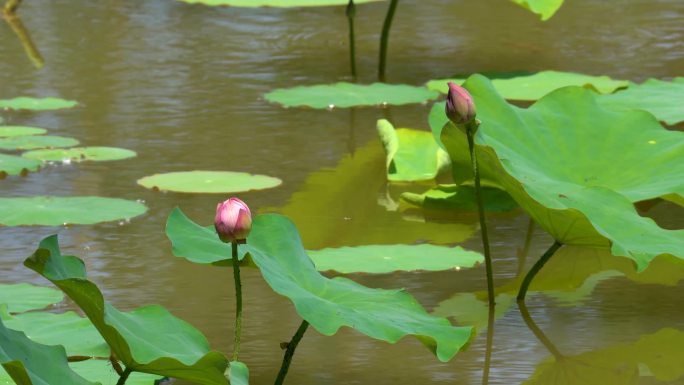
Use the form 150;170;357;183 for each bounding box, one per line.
24;235;229;385
179;0;383;6
598;78;684;125
167;208;472;362
376;119;450;182
137;171;281;194
265;83;439;109
426;71;628;101
0;318;98;385
308;244;483;274
400;184;517;212
270;138;475;249
0;284;63;314
0;154;41;177
22;147;136;163
0;97;78;111
0;136;79;151
0;197;147;226
69;360;161;385
508;0;564;20
0;126;46;138
227;361;248;385
437;75;684;270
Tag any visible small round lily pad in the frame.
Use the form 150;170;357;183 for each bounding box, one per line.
0;97;78;111
0;196;148;226
0;126;47;137
0;135;79;151
22;147;137;162
137;171;282;193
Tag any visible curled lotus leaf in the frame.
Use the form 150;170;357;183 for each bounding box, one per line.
437;75;684;271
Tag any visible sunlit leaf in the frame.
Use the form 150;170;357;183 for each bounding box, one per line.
179;0;383;5
0;136;78;151
0;197;147;226
0;97;78;111
598;78;684;125
265;83;438;109
137;171;281;194
509;0;565;20
0;126;46;138
0;283;63;314
24;236;229;384
22;147;136;163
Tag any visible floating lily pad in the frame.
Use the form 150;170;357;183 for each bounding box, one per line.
228;361;248;385
0;97;78;111
0;283;63;314
509;0;564;20
0;154;41;177
179;0;383;6
377;119;450;182
598;78;684;125
427;71;628;101
0;196;148;226
22;147;137;163
167;208;473;362
137;171;281;194
308;244;483;274
0;318;98;385
400;184;518;212
265;83;439;109
438;75;684;271
0;136;79;151
25;236;230;384
0;126;47;138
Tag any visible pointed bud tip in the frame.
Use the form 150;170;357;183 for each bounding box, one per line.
445;82;476;125
214;197;252;243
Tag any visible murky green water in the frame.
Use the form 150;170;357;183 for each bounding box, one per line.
1;0;683;384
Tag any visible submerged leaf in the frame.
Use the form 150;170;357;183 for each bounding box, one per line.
400;184;517;212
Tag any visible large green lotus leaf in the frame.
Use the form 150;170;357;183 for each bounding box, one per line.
170;209;472;362
0;318;98;385
137;171;281;194
227;361;248;385
0;284;63;314
438;75;684;270
179;0;383;6
525;328;684;385
0;97;78;111
22;147;136;163
0;126;46;138
265;83;439;109
508;0;564;20
0;154;41;177
0;197;147;226
426;71;628;101
69;360;161;385
400;184;517;212
0;136;79;151
270;139;475;249
376;119;450;182
308;244;483;274
598;78;684;125
24;236;229;385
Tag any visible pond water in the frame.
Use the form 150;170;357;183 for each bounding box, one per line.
1;0;683;384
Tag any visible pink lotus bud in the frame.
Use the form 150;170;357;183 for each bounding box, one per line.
214;198;252;243
445;82;476;125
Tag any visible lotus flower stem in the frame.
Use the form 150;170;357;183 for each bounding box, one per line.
231;241;243;361
481;300;496;385
518;301;563;359
516;218;536;276
465;122;495;308
274;320;310;385
3;0;21;15
346;0;357;79
378;0;399;81
115;367;133;385
516;241;563;302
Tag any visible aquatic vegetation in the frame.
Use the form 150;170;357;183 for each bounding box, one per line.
22;147;137;163
137;171;282;194
0;283;63;314
400;184;518;213
0;154;40;177
598;77;684;125
0;97;77;111
0;126;46;137
0;135;79;151
0;197;147;226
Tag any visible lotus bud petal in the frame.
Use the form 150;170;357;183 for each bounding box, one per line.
445;82;476;125
214;197;252;243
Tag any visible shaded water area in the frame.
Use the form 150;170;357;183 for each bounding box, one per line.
1;0;684;384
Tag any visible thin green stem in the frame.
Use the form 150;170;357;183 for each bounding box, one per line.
481;298;495;385
378;0;399;82
3;0;21;15
115;367;133;385
346;0;357;79
465;122;495;308
516;217;536;276
516;241;563;302
518;301;563;359
231;241;243;361
274;320;309;385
